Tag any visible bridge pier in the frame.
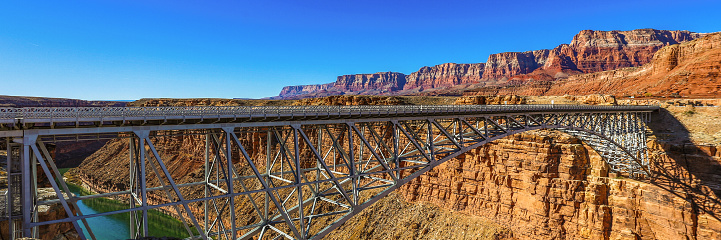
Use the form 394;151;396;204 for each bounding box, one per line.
18;135;36;238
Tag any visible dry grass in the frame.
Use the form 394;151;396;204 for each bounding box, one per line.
326;192;513;240
651;105;721;145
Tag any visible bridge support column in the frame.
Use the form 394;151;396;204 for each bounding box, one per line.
132;131;149;237
129;137;136;239
18;134;37;238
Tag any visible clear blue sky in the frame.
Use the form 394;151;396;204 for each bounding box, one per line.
1;0;719;100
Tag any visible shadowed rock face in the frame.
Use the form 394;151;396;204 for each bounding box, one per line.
276;29;703;99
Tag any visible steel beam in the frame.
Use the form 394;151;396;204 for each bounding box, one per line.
2;105;656;240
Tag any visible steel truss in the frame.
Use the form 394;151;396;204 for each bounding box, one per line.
0;105;656;239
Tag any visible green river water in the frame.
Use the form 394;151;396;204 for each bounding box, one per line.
60;169;197;239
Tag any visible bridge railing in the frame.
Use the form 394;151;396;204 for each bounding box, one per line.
0;104;658;122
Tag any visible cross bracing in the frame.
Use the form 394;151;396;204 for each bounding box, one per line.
0;104;657;239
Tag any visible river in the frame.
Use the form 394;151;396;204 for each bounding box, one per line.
64;182;193;239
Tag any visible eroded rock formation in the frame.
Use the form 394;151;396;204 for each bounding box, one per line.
483;50;550;80
334;72;407;93
564;29;702;73
542;32;721;97
404;63;485;90
279;83;335;99
276;29;704;99
397;131;721;239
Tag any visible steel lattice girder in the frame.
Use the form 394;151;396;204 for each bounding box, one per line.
4;108;655;240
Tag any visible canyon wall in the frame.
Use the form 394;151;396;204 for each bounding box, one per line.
565;29;703;73
279;83;335;99
542;32;721;97
483;50;550;80
447;31;720;98
334;72;407;93
276;29;704;99
393;131;721;240
404;63;485;90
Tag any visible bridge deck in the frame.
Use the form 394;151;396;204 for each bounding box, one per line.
0;104;658;130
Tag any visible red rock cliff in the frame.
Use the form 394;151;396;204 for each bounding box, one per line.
541;32;721;97
333;72;406;93
483;50;550;80
278;82;334;99
403;63;485;90
398;131;721;239
275;29;703;98
563;29;703;73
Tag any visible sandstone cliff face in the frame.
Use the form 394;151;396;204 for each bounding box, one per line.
334;72;406;93
398;131;721;240
278;83;335;99
275;29;703;99
566;29;703;73
570;29;701;48
483;50;550;80
542;32;721;97
404;63;485;90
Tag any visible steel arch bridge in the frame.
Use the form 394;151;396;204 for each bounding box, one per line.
0;104;657;240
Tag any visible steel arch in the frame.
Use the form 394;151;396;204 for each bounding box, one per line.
0;105;656;240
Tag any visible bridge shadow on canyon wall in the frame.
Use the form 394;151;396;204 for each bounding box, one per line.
646;108;721;222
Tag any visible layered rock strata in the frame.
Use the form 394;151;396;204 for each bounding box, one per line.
278;83;334;99
276;29;703;99
397;131;721;239
483;50;550;79
403;63;485;90
542;32;721;97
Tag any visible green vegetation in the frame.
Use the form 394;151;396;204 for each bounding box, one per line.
58;168;72;176
683;110;696;116
65;182;198;238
